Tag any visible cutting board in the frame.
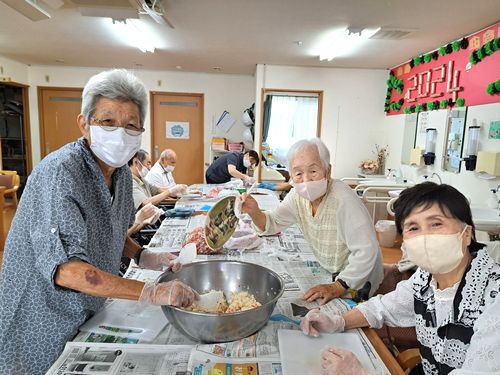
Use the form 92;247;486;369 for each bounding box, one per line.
278;329;377;375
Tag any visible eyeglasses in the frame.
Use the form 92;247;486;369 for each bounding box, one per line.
90;117;145;136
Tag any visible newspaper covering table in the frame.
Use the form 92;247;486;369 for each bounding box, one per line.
66;200;390;375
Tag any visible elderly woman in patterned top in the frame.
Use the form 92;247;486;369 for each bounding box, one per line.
0;70;198;375
301;182;500;375
242;138;384;304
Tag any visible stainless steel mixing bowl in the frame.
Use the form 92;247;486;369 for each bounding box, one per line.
158;260;284;343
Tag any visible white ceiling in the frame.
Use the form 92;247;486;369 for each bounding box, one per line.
0;0;499;75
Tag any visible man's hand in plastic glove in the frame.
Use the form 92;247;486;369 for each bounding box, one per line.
138;249;182;272
134;203;157;226
321;346;373;375
169;184;188;197
139;280;199;307
301;309;345;337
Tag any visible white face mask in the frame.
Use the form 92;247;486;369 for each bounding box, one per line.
403;226;468;274
164;165;175;173
243;158;251;168
291;178;328;202
138;161;149;179
89;126;142;168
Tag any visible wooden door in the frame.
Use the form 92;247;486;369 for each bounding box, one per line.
38;87;83;157
151;92;204;185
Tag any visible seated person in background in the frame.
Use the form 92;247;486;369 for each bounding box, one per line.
242;138;383;304
205;150;260;185
301;182;500;375
145;148;180;189
129;149;187;209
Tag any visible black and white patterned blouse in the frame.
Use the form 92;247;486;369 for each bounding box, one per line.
357;247;500;374
0;137;135;375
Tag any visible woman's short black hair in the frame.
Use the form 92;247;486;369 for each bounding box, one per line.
246;150;260;166
394;182;485;253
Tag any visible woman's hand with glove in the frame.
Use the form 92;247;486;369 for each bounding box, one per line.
139;280;199;307
134;203;157;226
138;249;182;272
321;346;373;375
300;308;345;337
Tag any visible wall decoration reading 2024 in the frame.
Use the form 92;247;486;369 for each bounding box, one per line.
489;121;500;139
166;121;190;139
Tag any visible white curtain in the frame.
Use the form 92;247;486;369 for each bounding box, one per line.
266;96;318;165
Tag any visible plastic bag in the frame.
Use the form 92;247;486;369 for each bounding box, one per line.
224;227;263;250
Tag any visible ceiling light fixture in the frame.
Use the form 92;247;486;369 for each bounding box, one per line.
316;27;380;61
111;18;156;53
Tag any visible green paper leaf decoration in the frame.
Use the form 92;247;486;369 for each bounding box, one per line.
427;102;434;111
477;48;484;60
469;53;478;65
414;56;421;65
495;79;500;91
439;47;446;56
440;99;448;109
415;104;422;112
457;98;465;107
493;38;500;51
452;41;460;52
404;107;411;114
424;54;432;63
484;42;493;55
486;83;495;95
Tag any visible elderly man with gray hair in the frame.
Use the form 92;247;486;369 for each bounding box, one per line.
242;138;383;305
0;69;197;375
145;148;187;192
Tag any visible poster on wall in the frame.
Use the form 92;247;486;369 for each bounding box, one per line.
166;121;189;139
385;21;500;116
489;121;500;139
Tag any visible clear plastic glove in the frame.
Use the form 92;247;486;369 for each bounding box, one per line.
243;176;255;187
139;280;199;307
300;309;345;337
240;193;260;216
169;184;188;197
321;346;372;375
134;203;157;225
143;206;164;225
138;249;182;272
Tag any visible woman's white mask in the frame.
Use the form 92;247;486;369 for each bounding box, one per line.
403;226;468;274
291;178;328;202
89;126;142;168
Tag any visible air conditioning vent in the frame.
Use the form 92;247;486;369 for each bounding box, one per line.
370;28;415;40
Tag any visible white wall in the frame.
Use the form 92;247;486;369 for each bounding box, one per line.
382;103;500;207
0;56;29;84
25;65;255;165
253;64;389;179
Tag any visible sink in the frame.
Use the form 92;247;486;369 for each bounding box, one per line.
471;207;500;234
388;189;404;198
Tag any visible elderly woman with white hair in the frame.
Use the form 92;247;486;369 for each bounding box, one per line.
0;69;197;375
242;138;383;304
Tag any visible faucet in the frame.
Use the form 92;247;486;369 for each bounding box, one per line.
430;172;442;184
386;169;397;180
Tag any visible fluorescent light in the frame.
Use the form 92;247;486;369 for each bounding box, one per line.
111;18;156;53
314;27;380;61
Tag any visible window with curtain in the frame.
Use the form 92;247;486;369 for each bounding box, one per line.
265;95;319;165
